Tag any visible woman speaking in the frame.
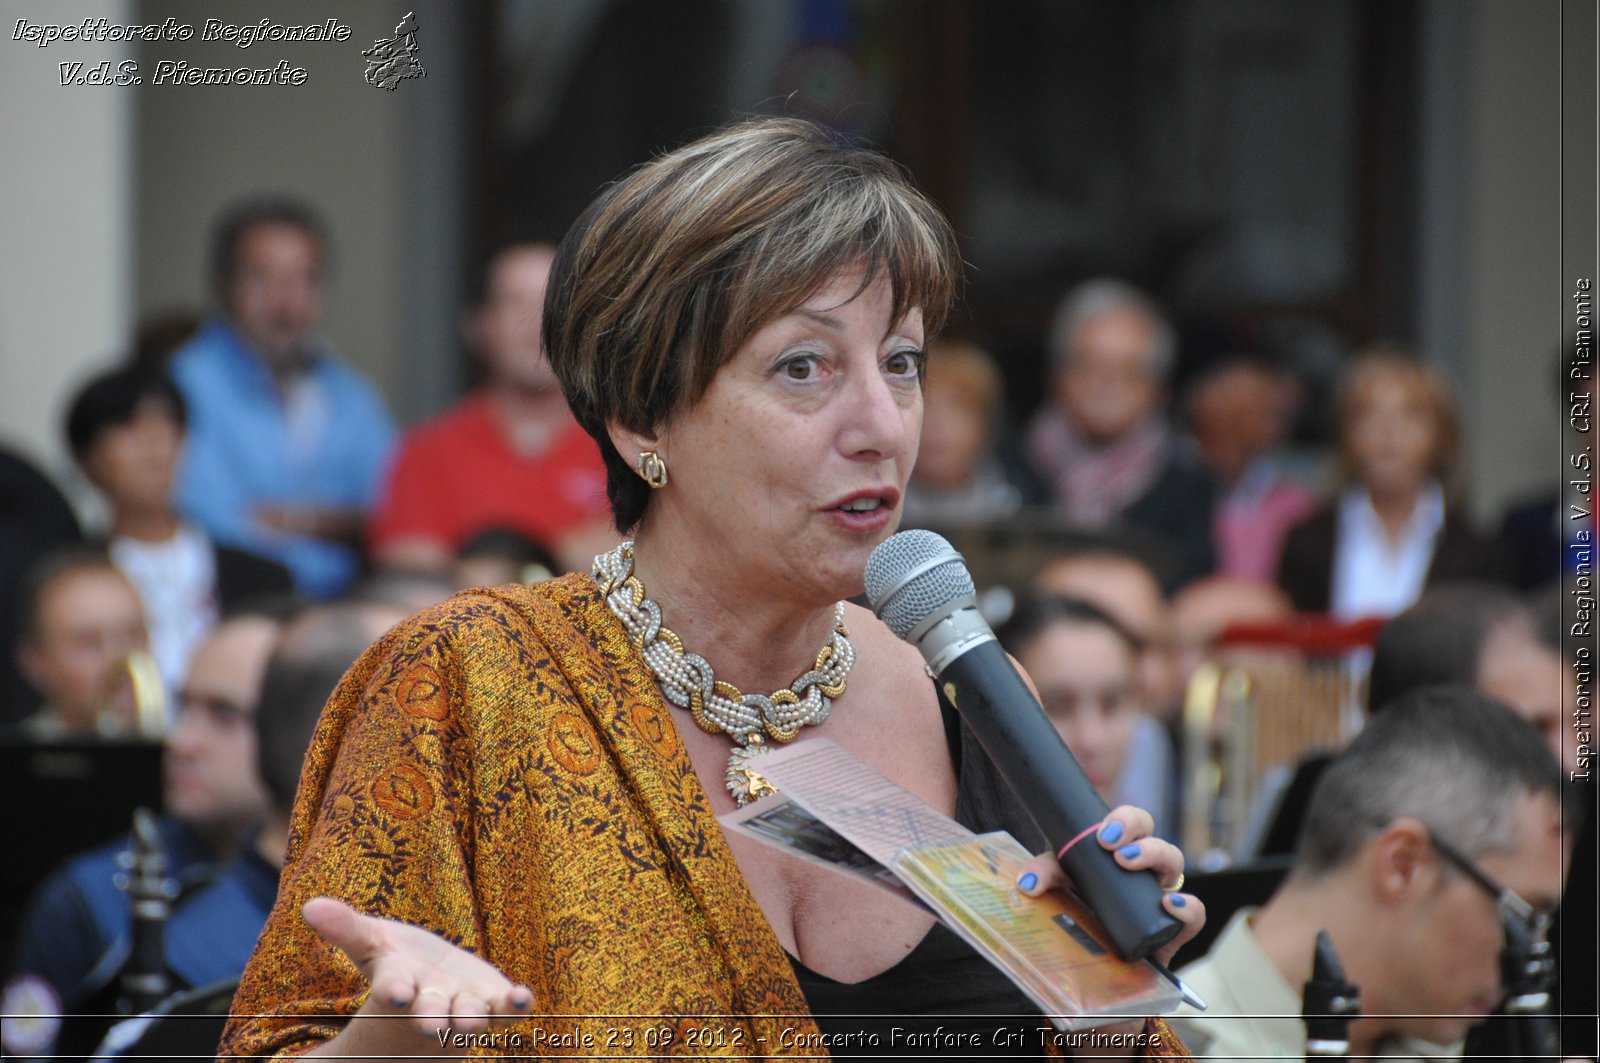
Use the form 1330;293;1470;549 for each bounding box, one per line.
220;117;1202;1060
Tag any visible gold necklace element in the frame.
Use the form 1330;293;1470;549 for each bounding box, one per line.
593;541;854;805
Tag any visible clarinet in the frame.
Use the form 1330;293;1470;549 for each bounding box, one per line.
33;811;178;1060
115;807;174;1014
1499;914;1559;1062
1302;930;1360;1057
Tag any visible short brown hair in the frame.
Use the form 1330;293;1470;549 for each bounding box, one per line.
544;117;962;531
1335;344;1462;494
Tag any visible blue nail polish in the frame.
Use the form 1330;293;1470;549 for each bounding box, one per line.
1099;821;1124;844
1118;843;1141;860
1017;872;1038;891
391;996;409;1009
1170;894;1187;907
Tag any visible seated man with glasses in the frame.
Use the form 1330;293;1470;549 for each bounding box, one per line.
1169;686;1568;1062
3;612;280;1060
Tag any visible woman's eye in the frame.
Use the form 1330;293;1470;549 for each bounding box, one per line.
885;349;925;378
781;355;818;381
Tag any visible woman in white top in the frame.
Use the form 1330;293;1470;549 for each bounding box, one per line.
1276;346;1508;618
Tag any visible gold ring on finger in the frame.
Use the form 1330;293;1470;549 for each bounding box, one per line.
1162;871;1185;893
414;987;452;1008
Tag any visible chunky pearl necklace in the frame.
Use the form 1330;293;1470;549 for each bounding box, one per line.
593;541;855;805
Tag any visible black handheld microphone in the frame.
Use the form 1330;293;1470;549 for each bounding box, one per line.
865;529;1182;962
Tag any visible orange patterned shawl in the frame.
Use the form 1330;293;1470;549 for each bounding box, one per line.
219;573;1192;1060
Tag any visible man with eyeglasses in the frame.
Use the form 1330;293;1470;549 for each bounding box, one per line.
82;599;410;1060
3;612;280;1059
1170;687;1568;1062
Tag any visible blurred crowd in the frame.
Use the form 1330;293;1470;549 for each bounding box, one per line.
1;195;1591;1060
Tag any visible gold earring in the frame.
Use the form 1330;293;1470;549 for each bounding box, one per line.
636;451;668;489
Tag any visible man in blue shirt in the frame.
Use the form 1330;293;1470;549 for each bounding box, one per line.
169;199;397;598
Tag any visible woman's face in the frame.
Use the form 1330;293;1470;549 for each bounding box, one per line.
914;379;986;490
1345;374;1439;497
1017;621;1141;797
646;268;925;603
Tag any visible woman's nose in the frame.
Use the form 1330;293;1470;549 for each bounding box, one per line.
840;370;913;460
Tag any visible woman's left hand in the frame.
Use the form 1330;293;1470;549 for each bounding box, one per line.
1013;804;1204;969
1013;806;1203;1054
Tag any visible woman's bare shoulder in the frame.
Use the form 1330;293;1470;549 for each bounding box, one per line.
837;601;945;741
831;602;955;805
841;600;930;682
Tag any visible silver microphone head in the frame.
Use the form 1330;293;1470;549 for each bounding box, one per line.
864;530;978;641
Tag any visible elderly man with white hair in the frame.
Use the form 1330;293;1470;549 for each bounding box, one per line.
1026;278;1216;585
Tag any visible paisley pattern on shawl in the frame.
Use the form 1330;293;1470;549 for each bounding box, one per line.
221;574;814;1059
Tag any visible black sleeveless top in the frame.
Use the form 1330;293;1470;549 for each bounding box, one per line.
785;691;1052;1059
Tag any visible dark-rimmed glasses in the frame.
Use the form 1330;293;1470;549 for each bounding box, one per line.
1422;826;1550;940
1421;823;1556;1012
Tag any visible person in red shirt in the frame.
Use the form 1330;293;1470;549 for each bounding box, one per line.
368;242;613;575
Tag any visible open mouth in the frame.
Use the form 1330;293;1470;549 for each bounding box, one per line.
827;489;899;530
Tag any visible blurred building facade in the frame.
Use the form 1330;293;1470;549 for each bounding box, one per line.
0;0;1585;527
